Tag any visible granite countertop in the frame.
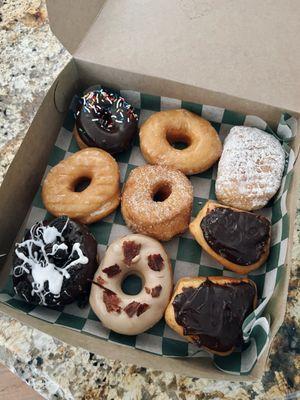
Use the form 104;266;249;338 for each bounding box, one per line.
0;1;299;399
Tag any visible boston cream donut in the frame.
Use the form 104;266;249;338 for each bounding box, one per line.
216;126;285;210
165;276;257;356
42;148;120;224
139;109;222;175
74;87;139;154
189;201;271;274
89;234;173;335
121;165;193;241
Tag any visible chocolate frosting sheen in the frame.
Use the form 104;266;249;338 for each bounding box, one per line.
75;87;139;154
200;207;270;265
13;216;97;307
173;280;256;352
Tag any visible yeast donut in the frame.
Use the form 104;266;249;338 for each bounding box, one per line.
89;234;173;335
165;276;257;356
189;201;271;274
74;87;139;154
42;148;120;224
139;109;222;175
13;216;97;307
216;126;285;210
121;165;193;241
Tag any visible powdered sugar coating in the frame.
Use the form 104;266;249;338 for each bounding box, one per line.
216;126;285;210
121;165;193;241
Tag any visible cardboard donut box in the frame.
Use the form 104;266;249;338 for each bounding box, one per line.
0;0;299;380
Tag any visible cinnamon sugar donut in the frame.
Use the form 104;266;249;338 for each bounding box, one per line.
139;109;222;175
216;126;285;210
42;148;120;224
121;165;193;241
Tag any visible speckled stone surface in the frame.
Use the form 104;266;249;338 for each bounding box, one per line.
0;1;299;399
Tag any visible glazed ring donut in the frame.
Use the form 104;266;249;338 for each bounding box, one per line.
121;165;193;241
139;109;222;175
42;148;120;224
89;234;173;335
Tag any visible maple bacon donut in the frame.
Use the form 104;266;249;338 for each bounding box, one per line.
139;109;222;175
89;234;173;335
42;148;120;224
121;165;193;241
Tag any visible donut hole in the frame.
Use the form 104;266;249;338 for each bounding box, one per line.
152;183;172;202
166;131;191;150
98;110;115;131
73;177;92;192
121;274;143;295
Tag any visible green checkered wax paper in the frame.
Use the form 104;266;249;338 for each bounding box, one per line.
0;89;297;375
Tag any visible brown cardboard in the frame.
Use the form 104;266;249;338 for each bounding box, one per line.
74;0;300;114
0;0;299;380
47;0;105;54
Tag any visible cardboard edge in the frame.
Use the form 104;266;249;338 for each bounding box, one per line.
1;57;299;380
0;304;261;382
74;59;300;127
46;0;106;54
0;60;78;274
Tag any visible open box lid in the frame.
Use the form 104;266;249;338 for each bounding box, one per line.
47;0;300;114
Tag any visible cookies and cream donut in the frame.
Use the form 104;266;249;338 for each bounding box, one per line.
139;109;222;175
74;87;139;154
189;201;271;274
216;126;285;210
89;234;173;335
121;165;193;241
13;216;97;307
42;148;120;224
165;276;257;356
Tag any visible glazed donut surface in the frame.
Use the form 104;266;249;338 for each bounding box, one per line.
89;234;173;335
42;148;120;224
121;165;193;241
139;109;222;175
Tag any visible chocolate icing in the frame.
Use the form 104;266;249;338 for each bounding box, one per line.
173;279;256;352
13;216;97;307
200;207;270;266
75;87;139;154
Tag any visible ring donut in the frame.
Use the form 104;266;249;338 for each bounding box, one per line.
121;165;193;241
89;234;173;335
139;109;222;175
42;148;120;224
74;87;139;154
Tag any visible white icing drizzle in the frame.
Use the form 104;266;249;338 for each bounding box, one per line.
14;219;88;305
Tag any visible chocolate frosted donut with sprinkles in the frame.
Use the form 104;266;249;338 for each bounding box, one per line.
74;86;139;154
12;216;98;307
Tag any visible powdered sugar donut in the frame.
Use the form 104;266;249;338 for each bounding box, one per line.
89;234;173;335
216;127;285;211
